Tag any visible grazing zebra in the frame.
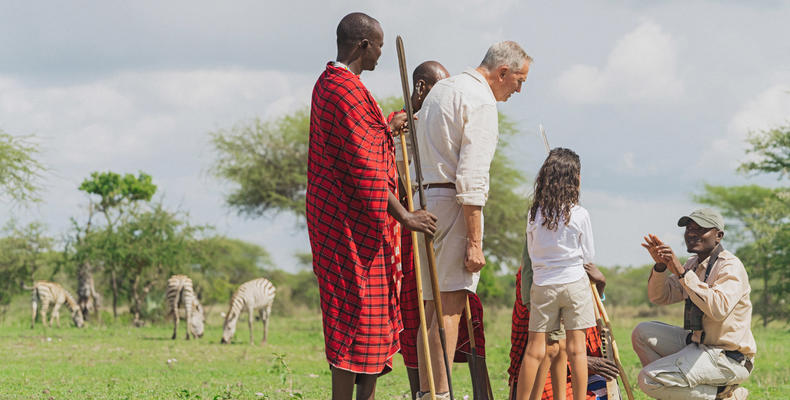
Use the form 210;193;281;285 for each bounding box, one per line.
220;278;275;345
165;275;204;340
30;281;85;328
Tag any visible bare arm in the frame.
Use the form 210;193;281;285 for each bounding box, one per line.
463;205;485;272
387;192;437;236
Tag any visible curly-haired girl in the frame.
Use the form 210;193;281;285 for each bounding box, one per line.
517;147;596;400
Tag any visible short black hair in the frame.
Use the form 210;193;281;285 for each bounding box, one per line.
413;61;447;86
336;12;380;47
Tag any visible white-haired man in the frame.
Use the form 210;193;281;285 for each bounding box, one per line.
414;41;532;399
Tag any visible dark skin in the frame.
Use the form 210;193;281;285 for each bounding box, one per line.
331;15;437;400
642;221;724;276
410;61;450;112
336;18;409;137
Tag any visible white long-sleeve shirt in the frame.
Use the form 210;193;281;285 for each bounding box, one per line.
528;205;595;286
415;69;499;206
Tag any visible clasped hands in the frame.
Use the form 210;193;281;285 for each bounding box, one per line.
387;112;415;137
642;234;685;276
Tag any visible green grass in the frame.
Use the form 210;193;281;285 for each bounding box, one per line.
1;303;787;399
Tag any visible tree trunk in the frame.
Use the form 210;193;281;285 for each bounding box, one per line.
111;269;119;319
131;275;143;327
763;262;769;328
77;262;99;321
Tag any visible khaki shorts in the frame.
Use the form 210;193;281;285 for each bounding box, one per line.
528;275;595;332
417;188;480;300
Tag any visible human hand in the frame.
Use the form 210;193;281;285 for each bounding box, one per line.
641;234;665;266
402;209;437;236
588;356;619;380
388;112;408;136
584;263;606;296
465;239;485;272
655;243;684;276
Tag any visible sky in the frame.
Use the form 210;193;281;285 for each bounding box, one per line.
1;1;789;272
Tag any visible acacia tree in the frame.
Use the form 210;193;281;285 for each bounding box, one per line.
0;131;45;204
0;222;53;309
111;204;203;326
696;124;790;325
190;236;272;304
0;131;46;316
76;171;157;318
210;97;529;271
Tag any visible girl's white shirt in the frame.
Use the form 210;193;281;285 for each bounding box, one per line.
527;204;595;286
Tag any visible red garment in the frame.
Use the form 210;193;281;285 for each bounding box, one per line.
509;268;601;400
399;227;420;368
307;63;402;374
454;292;486;362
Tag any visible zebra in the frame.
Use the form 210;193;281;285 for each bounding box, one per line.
30;281;85;328
165;275;205;340
220;278;275;345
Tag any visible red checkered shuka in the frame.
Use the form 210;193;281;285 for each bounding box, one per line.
398;224;421;368
509;268;602;400
307;63;402;374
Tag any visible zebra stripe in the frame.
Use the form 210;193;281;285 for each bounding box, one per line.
31;281;84;328
220;278;276;345
165;275;204;340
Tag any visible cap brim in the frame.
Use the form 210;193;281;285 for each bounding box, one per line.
678;215;718;229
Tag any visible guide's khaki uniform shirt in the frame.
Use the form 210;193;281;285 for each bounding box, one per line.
647;249;756;357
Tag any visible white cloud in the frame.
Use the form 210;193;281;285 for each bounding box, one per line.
700;83;790;171
581;189;694;267
556;21;684;104
0;68;315;272
0;69;313;167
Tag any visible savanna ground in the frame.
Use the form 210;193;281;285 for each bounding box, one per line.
1;297;788;400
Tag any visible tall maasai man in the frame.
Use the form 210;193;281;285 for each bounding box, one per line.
415;41;532;399
307;12;438;400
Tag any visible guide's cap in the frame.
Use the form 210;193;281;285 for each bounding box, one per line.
678;208;725;231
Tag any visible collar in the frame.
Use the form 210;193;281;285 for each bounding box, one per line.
463;68;496;102
694;245;725;270
331;61;350;71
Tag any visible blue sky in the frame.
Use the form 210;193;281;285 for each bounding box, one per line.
1;1;789;271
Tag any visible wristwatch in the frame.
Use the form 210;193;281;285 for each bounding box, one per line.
679;269;689;279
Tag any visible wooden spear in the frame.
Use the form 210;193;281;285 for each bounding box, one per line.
396;35;454;400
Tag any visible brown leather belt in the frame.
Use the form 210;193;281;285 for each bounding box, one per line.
423;182;455;190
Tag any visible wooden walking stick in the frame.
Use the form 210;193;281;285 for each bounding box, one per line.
463;297;482;400
591;286;623;400
394;42;436;400
396;35;454;400
464;296;495;400
591;284;635;400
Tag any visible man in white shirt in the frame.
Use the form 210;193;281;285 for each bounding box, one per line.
415;41;532;399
